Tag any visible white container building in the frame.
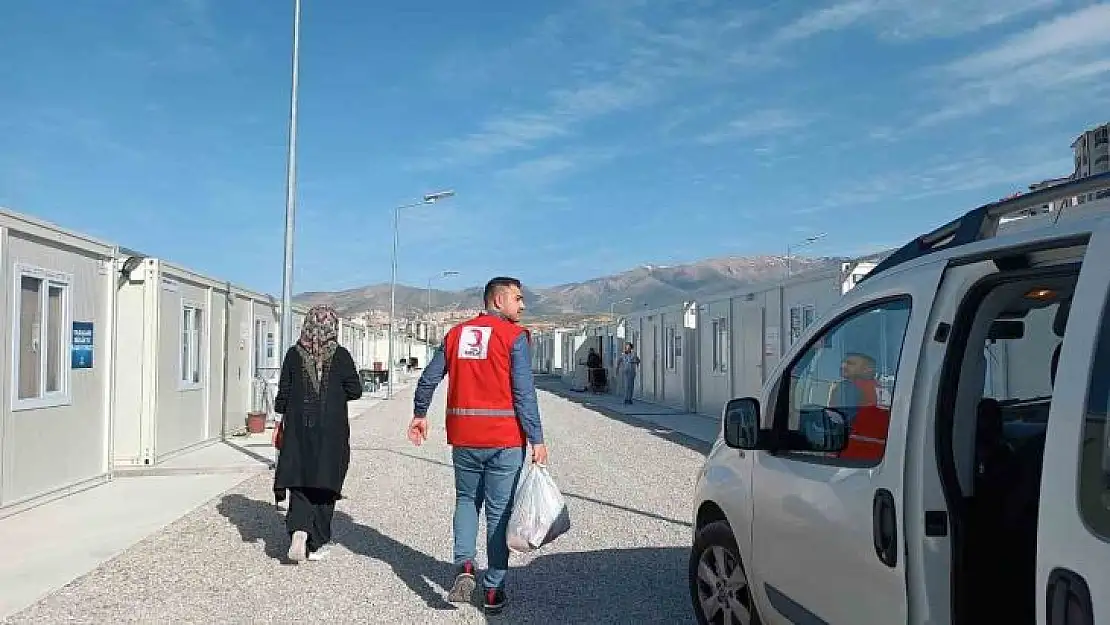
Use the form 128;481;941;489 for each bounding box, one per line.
623;302;699;411
613;264;870;420
112;257;247;466
0;208;118;517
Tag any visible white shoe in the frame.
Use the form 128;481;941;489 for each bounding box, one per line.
307;548;330;561
288;531;308;562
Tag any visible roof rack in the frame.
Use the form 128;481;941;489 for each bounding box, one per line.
858;171;1110;284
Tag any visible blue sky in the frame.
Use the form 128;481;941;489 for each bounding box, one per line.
2;0;1109;294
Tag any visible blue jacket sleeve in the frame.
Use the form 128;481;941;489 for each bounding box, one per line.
413;346;447;418
510;333;544;445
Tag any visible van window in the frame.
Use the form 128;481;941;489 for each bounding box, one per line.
1081;291;1110;540
982;302;1060;406
782;297;912;466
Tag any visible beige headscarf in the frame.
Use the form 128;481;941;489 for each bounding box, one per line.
295;305;339;392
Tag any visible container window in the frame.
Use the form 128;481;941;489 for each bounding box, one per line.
14;268;71;409
181;303;204;388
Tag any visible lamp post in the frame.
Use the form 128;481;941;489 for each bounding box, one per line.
426;270;459;348
780;232;827;355
427;270;460;315
786;232;827;279
387;190;455;399
279;0;302;360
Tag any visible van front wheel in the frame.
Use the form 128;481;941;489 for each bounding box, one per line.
689;520;759;625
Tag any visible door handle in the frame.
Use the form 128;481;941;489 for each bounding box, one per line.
873;489;897;568
1047;568;1093;625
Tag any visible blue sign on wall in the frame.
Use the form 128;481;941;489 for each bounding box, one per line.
72;321;94;369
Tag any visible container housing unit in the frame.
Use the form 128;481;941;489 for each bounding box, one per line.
0;208;118;517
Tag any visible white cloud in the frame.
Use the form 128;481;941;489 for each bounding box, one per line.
943;3;1110;76
495;155;580;189
697;108;812;145
772;0;878;43
918;3;1110;125
425;75;652;167
420;2;772;167
796;151;1073;214
439;114;572;161
772;0;1059;43
495;147;621;189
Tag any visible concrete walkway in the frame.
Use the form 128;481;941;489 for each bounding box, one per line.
2;384;707;624
0;392;385;621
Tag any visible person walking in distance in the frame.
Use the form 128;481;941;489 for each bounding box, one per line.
408;276;547;614
616;341;640;405
273;305;363;563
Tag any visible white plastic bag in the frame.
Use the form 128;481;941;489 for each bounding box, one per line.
506;463;571;554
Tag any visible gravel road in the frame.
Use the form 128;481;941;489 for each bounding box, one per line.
6;384;708;624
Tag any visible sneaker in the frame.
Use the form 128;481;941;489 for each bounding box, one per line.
307;547;330;561
483;586;507;613
287;530;308;562
447;561;477;603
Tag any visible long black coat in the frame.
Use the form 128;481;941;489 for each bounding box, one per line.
273;345;362;496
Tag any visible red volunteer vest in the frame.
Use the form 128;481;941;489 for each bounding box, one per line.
443;313;529;448
839;379;889;462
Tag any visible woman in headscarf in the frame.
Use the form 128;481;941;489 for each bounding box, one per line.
273;305;362;562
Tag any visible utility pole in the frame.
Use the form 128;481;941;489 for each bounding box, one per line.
279;0;302;359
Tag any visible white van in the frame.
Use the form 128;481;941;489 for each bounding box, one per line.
689;172;1110;625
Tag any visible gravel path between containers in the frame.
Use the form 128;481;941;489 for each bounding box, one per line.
5;385;707;624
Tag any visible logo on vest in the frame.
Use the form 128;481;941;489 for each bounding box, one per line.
458;326;492;359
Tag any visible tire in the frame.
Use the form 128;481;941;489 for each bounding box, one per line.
689;520;760;625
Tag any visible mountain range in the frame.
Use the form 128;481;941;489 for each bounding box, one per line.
294;255;862;319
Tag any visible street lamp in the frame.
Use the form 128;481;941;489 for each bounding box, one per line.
779;232;827;356
388;189;455;399
426;270;459;348
427;270;460;314
279;0;302;361
786;232;827;278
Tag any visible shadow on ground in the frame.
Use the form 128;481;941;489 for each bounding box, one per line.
355;447;693;529
483;546;692;624
533;375;712;456
217;494;693;623
217;494;456;610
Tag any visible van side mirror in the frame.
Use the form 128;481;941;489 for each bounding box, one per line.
796;405;850;453
723;397;770;450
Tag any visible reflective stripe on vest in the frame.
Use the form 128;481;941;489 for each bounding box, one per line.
446;408;517;417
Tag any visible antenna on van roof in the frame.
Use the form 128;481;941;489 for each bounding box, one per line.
859;171;1110;284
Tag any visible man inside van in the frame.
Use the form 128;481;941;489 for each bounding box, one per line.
827;352;888;462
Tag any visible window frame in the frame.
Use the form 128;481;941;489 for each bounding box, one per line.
1080;284;1110;542
770;294;914;468
11;264;73;411
666;325;677;371
711;316;729;375
179;300;205;391
789;303;818;344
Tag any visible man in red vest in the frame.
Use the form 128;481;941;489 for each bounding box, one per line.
827;352;889;462
408;276;548;614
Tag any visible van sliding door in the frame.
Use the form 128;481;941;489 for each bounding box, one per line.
1038;225;1110;625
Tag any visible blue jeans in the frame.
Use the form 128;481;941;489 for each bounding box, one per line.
452;446;525;589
